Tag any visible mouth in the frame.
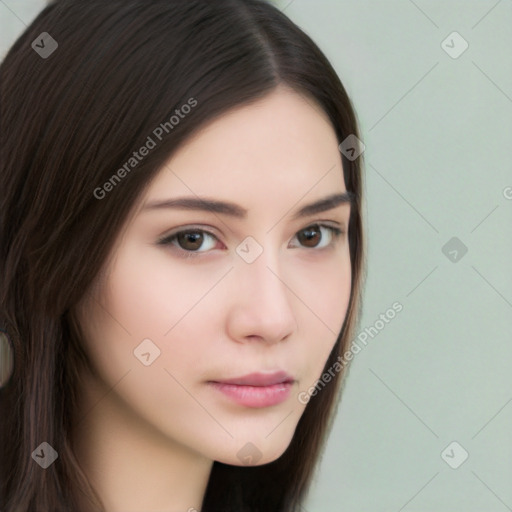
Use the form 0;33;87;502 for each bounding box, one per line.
207;371;295;408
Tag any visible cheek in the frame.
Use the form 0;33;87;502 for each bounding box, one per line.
87;246;223;374
73;257;216;426
101;255;178;340
294;251;351;380
296;250;351;332
99;242;218;339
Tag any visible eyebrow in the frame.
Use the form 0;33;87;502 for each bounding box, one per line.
142;191;354;220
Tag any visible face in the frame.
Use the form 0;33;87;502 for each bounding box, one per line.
74;85;352;466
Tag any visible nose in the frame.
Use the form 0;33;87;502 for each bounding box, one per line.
225;245;297;345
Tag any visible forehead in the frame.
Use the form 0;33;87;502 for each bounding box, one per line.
142;86;345;212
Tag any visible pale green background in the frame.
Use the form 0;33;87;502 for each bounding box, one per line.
1;1;511;511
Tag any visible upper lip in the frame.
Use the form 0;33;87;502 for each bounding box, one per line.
211;371;294;386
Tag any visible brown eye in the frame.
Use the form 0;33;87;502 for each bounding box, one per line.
297;225;322;248
176;231;204;251
292;224;343;250
158;229;218;255
159;223;343;259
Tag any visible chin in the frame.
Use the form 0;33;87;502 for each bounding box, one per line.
215;436;293;468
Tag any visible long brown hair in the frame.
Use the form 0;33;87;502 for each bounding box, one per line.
0;0;366;510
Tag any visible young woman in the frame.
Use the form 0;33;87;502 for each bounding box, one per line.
0;0;366;510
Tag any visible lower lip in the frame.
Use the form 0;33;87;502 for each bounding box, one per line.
208;381;293;408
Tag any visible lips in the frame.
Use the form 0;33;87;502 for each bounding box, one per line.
208;371;295;408
211;371;294;387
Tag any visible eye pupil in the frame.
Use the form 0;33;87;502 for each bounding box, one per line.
177;231;203;250
298;226;321;248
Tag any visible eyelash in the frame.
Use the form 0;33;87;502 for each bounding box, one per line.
157;223;345;259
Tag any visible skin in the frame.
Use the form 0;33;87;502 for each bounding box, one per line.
71;85;352;512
